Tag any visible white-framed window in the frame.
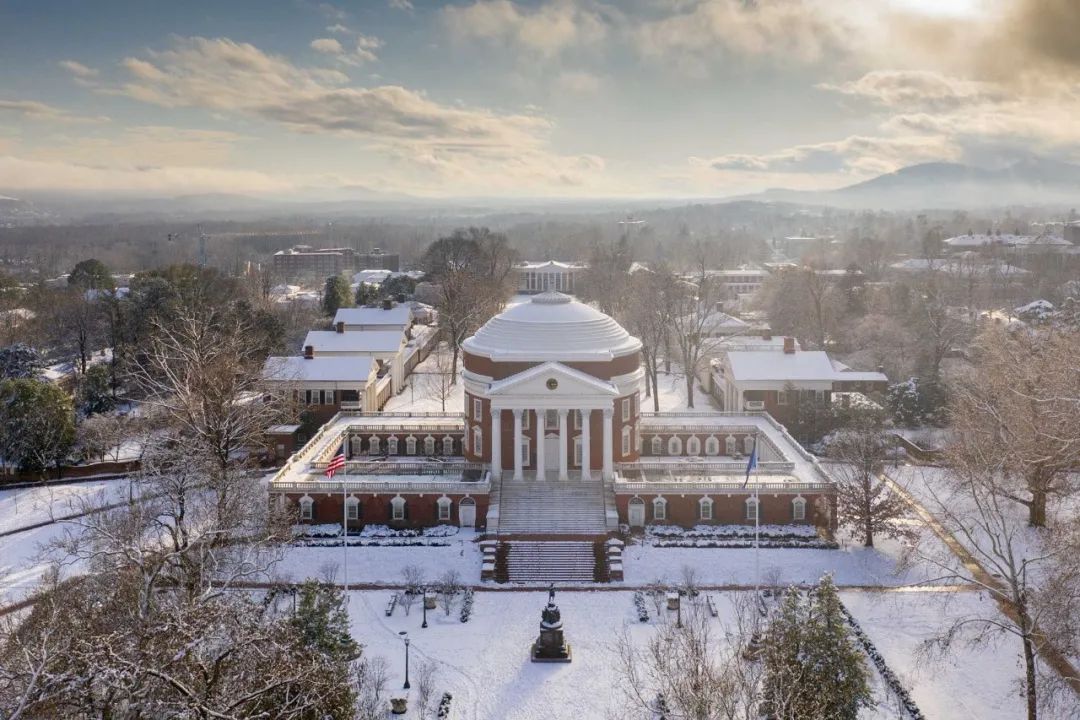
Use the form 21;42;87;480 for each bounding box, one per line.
473;397;482;419
472;427;483;456
667;436;682;456
522;410;530;430
442;436;455;455
725;435;737;455
405;436;417;455
349;435;363;456
621;397;630;421
777;390;788;406
653;496;667;520
621;426;631;455
424;436;435;455
521;439;530;467
437;496;452;521
792;496;806;521
574;410;582;429
705;436;719;456
368;435;380;454
686;436;701;456
573;437;582;466
699;496;714;521
744;435;755;455
546;409;558;430
745;497;759;522
387;436;399;455
651;436;662;455
299;496;313;520
346;496;359;521
391;496;406;521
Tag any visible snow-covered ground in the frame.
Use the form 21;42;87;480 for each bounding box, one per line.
346;588;1046;720
0;478;132;534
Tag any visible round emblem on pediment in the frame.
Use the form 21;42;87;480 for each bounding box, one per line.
546;378;558;390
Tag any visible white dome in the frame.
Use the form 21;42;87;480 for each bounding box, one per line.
463;291;641;362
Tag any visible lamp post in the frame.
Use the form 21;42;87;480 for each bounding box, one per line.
399;631;411;689
676;592;682;629
421;586;428;629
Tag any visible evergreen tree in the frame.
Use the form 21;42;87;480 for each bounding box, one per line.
762;577;871;720
78;364;116;415
0;343;44;379
0;378;76;475
290;580;361;662
322;275;352;317
68;258;116;291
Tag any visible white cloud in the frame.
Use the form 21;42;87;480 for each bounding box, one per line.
818;70;1006;109
312;33;382;64
554;70;601;94
27;126;247;168
0;99;109;124
58;60;99;78
442;0;608;59
708;134;960;176
389;0;414;11
311;37;345;55
326;23;351;34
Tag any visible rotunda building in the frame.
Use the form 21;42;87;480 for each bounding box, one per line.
461;291;643;481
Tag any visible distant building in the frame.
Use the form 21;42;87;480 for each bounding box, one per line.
516;260;586;294
1066;221;1080;246
707;268;770;296
273;245;399;281
711;338;887;430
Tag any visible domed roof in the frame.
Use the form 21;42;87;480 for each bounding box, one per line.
463;291;641;362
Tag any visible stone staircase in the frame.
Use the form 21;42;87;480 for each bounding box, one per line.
495;478;609;535
503;540;598;582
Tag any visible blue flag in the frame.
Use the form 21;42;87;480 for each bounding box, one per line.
743;436;757;488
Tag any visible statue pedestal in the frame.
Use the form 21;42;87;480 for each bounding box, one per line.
531;592;572;663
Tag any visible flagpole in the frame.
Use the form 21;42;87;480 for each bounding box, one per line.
342;475;348;605
753;433;759;609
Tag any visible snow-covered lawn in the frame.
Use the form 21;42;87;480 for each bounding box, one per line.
346;588;1043;720
842;590;1064;719
0;478;133;534
0;521;74;605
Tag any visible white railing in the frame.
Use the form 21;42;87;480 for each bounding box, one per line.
618;460;796;474
274;478;491;494
615;480;831;493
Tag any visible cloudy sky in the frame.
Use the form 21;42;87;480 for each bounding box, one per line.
0;0;1078;199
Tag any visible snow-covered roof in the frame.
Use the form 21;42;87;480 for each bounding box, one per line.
263;356;375;383
889;258;1030;276
333;304;412;328
351;269;394;285
726;350;886;383
463;291;641;362
517;260;586;270
944;233;1033;247
303;330;405;354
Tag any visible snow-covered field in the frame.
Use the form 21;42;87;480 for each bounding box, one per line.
0;478;133;534
347;588;1049;720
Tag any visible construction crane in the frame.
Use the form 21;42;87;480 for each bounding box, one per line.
165;226;209;267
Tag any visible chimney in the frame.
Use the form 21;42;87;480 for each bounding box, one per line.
382;298;392;311
783;337;795;354
762;330;772;341
303;345;314;359
335;321;345;334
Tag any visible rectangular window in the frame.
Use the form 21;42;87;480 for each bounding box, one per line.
621;398;630;421
700;502;713;521
521;441;530;467
621;430;631;455
300;502;313;520
473;398;482;419
522;411;530;430
746;501;758;522
573;438;582;466
654;502;666;521
346;502;359;521
546;409;558;430
793;501;805;521
392;503;405;521
777;391;788;406
438;502;451;521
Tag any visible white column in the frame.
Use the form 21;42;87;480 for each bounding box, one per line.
513;408;523;481
580;408;592;481
602;408;614;481
490;407;502;481
558;409;569;481
535;408;545;481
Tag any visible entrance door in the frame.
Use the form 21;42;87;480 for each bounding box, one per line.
628;498;645;527
544;435;559;476
459;498;476;528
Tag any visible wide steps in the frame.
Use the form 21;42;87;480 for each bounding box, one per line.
504;541;597;582
497;480;608;535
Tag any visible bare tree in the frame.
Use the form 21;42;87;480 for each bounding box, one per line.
621;268;676;411
948;325;1080;527
353;656;391;720
422;341;456;413
415;660;440;720
435;569;462;618
826;410;912;547
399;565;425;616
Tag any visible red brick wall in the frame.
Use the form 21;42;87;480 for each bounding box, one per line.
288;491;489;530
463;351;639;380
615;491;835;531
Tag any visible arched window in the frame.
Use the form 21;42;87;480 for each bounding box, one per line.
792;496;806;521
621;426;631;456
299;495;313;521
705;436;719;456
424;435;435;455
387;436;399;455
437;496;452;522
391;495;406;521
743;435;755;455
725;435;737;456
368;435;380;455
651;436;662;455
699;496;714;521
652;496;667;521
442;436;455;456
668;436;683;456
405;436;417;455
472;427;483;456
686;436;701;456
345;496;360;521
745;496;759;522
349;435;363;457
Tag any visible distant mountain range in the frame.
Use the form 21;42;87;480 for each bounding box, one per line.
738;158;1080;209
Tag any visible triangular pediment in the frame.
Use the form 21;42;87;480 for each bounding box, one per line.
487;361;618;397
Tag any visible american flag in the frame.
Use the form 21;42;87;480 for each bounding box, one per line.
325;443;346;479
